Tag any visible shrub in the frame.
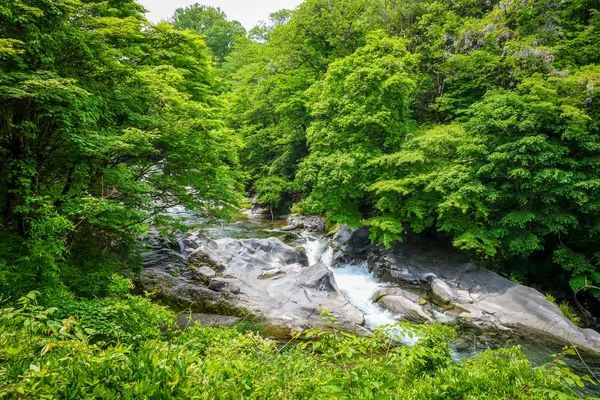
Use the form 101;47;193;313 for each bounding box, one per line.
0;294;595;399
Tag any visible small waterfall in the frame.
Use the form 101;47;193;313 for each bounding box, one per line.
332;262;397;328
301;232;333;267
300;232;418;344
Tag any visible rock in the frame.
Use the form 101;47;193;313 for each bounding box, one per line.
374;287;422;303
332;225;372;254
194;266;216;283
139;232;366;337
142;248;186;271
242;196;269;218
208;278;241;294
176;313;242;330
303;263;337;292
138;268;240;314
374;288;433;323
257;269;286;280
282;214;326;232
429;277;474;304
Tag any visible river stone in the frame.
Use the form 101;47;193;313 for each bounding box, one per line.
194;266;216;282
282;214;326;232
332;225;372;256
334;224;600;353
374;288;433;323
139;268;240;314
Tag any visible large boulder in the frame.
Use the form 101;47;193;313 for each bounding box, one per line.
138;268;239;314
138;231;366;338
334;225;600;352
332;225;372;256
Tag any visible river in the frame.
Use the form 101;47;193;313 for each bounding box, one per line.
168;208;600;396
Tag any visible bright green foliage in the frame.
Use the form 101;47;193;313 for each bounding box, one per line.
222;1;376;210
226;0;600;298
0;0;243;298
0;295;593;399
296;32;417;224
172;4;246;64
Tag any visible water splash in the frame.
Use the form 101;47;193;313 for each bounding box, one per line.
300;232;418;344
332;263;397;328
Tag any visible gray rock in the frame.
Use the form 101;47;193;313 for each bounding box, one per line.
141;248;186;270
139;268;239;314
176;313;242;330
374;288;433;323
374;287;422;304
332;225;372;254
208;278;241;294
282;214;326;232
242;196;269;218
194;266;216;282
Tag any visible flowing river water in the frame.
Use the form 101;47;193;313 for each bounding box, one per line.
168;208;600;396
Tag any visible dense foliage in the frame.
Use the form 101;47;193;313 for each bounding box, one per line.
172;4;246;64
0;293;595;399
0;0;242;299
221;0;600;299
1;0;600;397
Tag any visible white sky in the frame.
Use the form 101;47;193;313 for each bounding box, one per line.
137;0;304;29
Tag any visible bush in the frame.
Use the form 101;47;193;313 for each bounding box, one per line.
46;295;175;345
559;302;582;326
0;293;595;399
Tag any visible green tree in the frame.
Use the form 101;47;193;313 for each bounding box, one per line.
296;32;417;224
172;4;246;64
0;0;242;298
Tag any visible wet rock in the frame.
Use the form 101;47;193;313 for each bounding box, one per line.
282;214;326;232
332;225;372;254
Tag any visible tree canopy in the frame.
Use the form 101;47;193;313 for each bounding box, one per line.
172;4;246;64
221;0;600;299
0;0;242;298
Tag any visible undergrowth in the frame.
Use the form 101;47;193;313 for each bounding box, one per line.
0;293;596;399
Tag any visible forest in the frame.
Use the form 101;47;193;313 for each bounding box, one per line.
1;0;600;398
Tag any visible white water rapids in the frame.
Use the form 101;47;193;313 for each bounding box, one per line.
300;232;419;344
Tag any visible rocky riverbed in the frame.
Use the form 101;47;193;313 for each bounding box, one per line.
136;211;600;395
139;227;367;337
